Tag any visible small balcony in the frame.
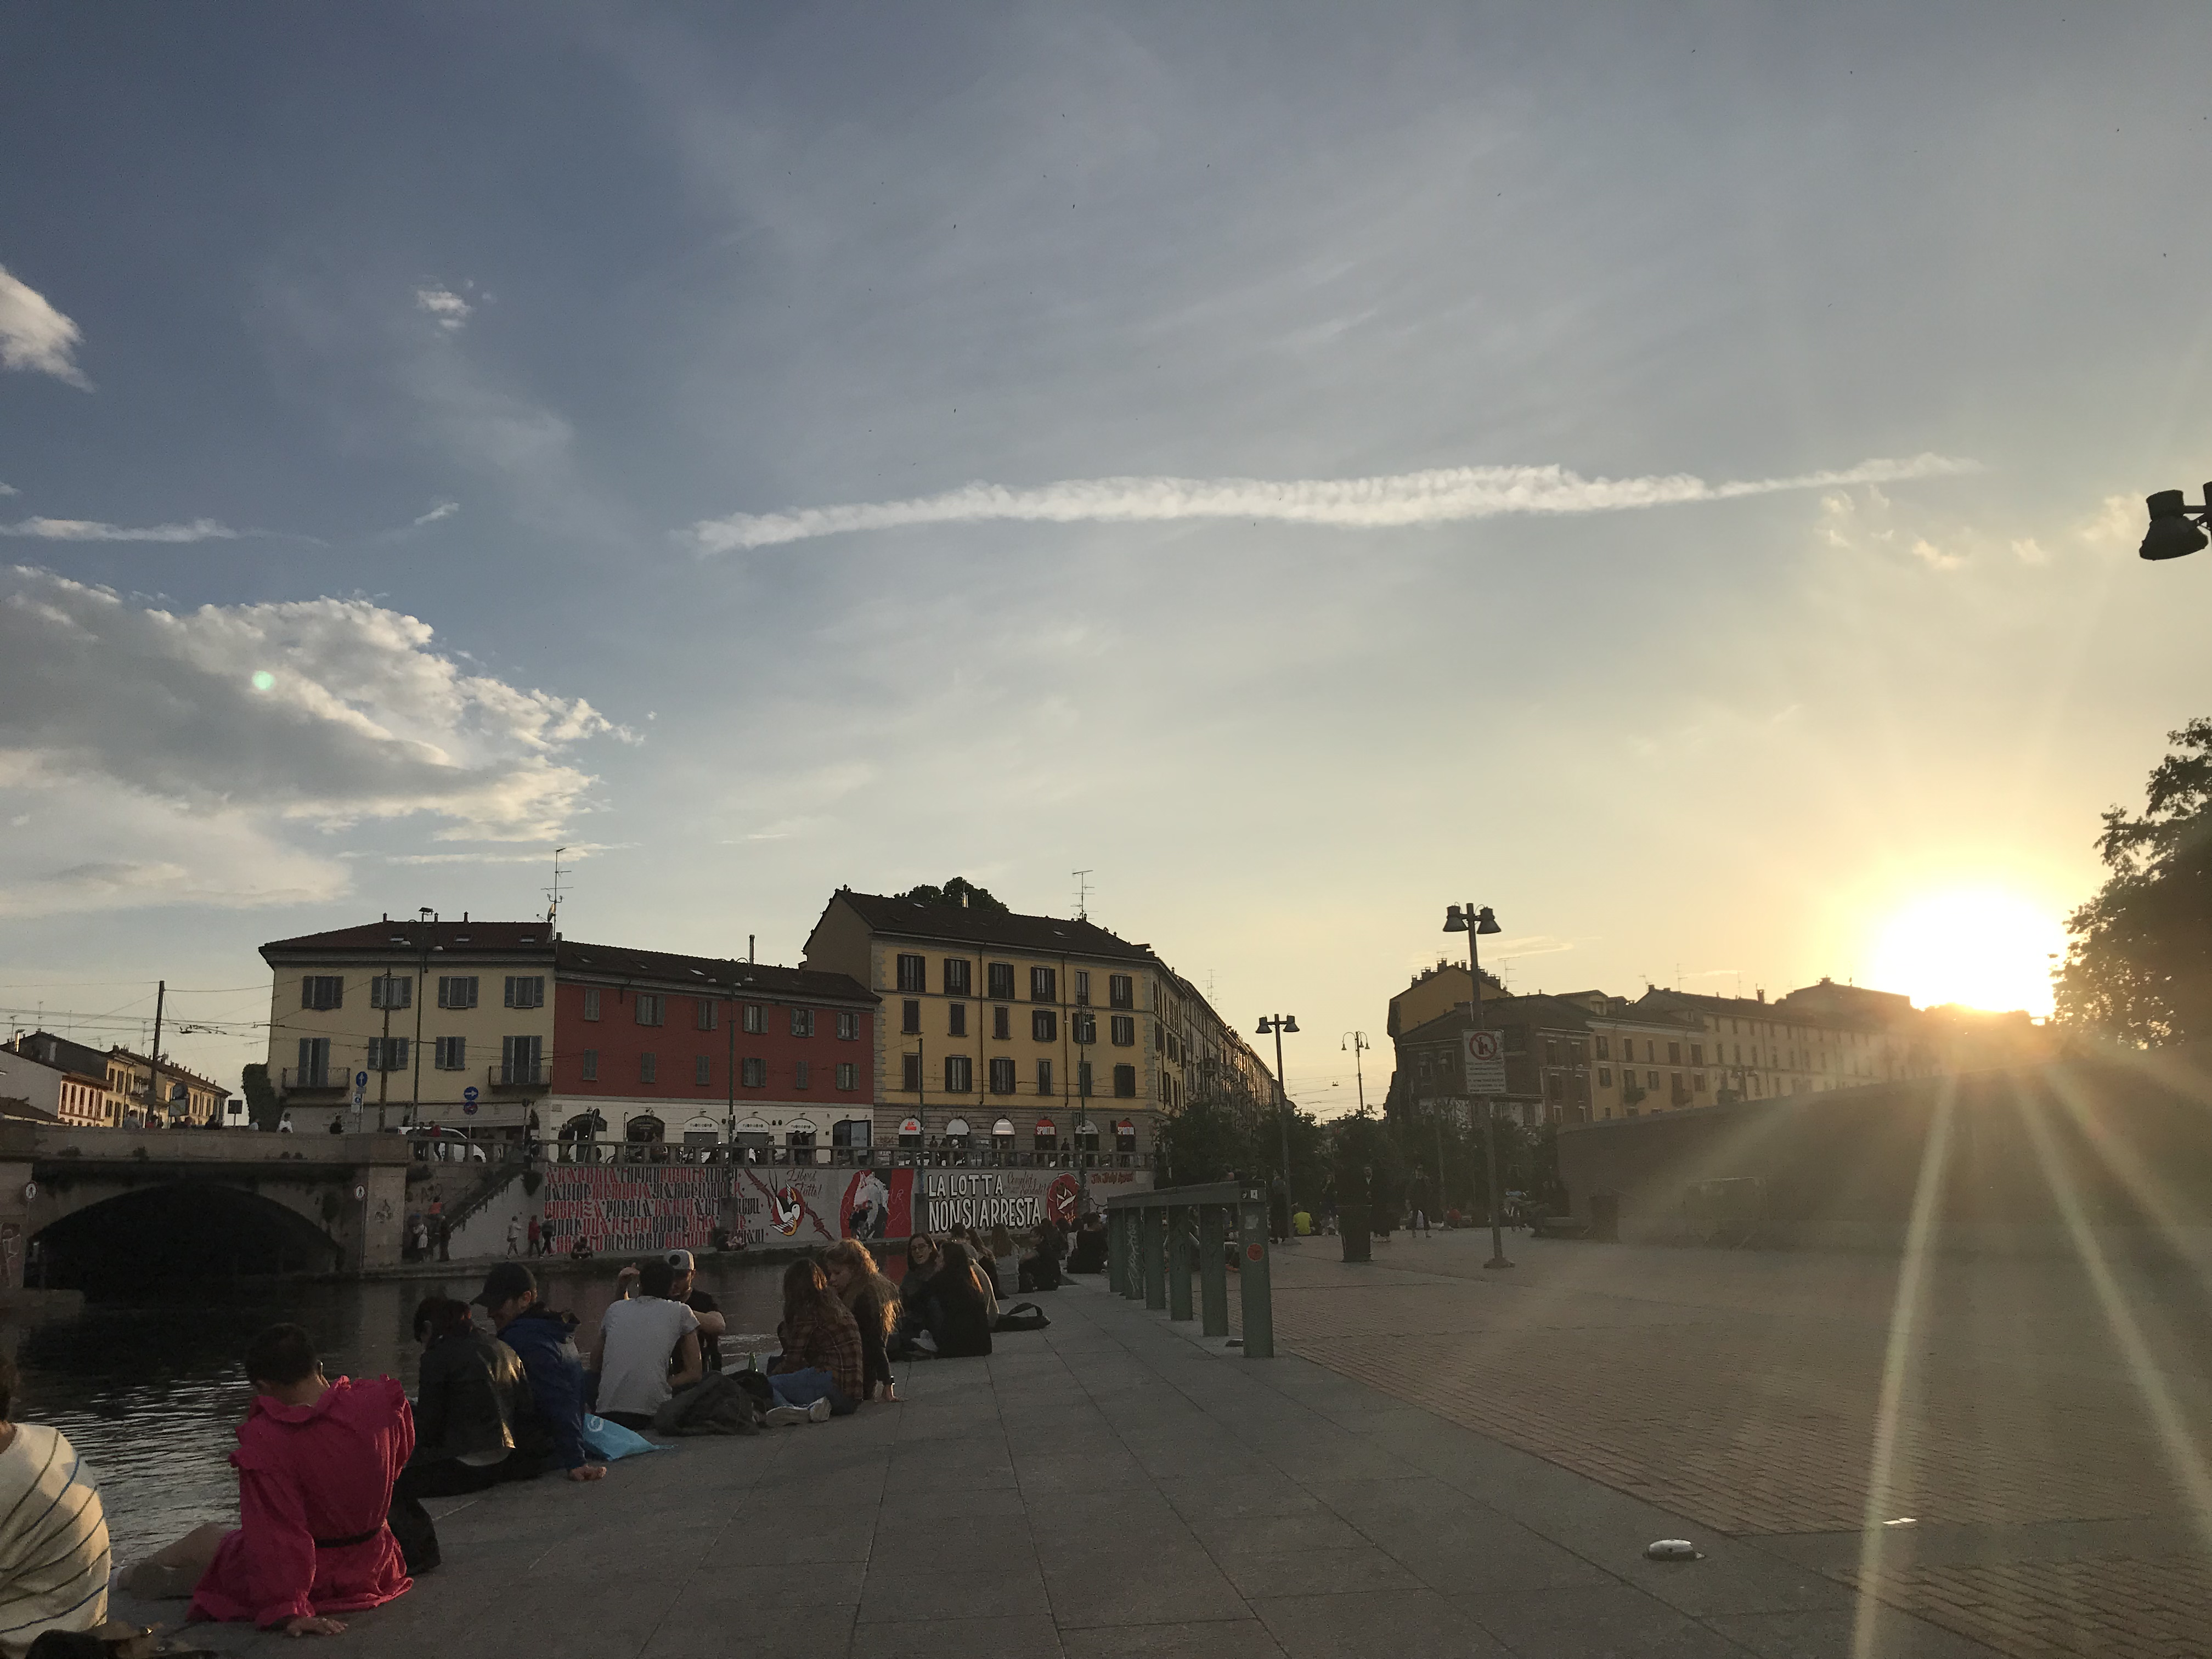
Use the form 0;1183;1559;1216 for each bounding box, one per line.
488;1061;549;1093
278;1067;346;1098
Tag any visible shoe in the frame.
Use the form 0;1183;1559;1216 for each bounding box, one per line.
763;1404;810;1426
806;1397;832;1423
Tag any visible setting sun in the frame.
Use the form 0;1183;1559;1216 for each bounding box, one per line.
1867;889;2065;1018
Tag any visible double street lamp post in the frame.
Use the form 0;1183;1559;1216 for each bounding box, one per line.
1443;901;1513;1271
1257;1013;1299;1240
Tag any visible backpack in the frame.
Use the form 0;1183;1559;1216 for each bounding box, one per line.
994;1302;1051;1333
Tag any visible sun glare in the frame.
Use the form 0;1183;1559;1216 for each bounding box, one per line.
1867;889;2064;1018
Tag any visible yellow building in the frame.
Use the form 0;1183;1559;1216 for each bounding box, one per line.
261;915;558;1137
105;1048;227;1126
802;888;1175;1159
1387;960;1508;1040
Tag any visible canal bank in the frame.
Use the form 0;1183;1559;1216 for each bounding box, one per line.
104;1275;2000;1658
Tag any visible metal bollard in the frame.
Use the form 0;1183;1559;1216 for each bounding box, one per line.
1143;1205;1166;1311
1108;1208;1129;1295
1167;1203;1193;1322
1237;1196;1274;1359
1123;1210;1146;1301
1199;1204;1228;1336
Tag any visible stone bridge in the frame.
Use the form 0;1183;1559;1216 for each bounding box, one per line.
0;1123;413;1290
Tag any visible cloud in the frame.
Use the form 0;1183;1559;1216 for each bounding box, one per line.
0;266;92;388
687;453;1978;552
0;567;631;852
1;516;239;543
411;500;460;527
0;483;18;497
415;284;473;331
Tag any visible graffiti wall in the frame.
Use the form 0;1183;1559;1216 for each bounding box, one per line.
541;1163;1152;1255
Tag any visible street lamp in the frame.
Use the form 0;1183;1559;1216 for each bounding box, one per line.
1256;1014;1299;1240
1443;902;1512;1271
2139;487;2212;561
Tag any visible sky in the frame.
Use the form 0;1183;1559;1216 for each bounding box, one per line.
3;2;2209;1110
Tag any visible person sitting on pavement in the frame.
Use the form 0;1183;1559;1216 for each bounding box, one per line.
893;1231;940;1355
1065;1214;1108;1275
0;1353;111;1658
470;1263;605;1483
394;1297;549;1496
589;1259;701;1432
618;1250;727;1373
919;1242;995;1359
821;1240;900;1403
182;1324;412;1638
764;1260;864;1421
1018;1220;1066;1293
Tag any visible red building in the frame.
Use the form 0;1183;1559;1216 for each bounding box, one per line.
549;940;877;1154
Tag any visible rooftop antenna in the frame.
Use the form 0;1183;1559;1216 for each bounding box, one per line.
1073;869;1093;921
546;845;571;932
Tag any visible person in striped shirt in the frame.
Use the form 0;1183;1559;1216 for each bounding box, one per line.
0;1352;111;1658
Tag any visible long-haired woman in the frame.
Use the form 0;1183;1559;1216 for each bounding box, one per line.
765;1259;864;1420
822;1239;900;1402
923;1241;995;1358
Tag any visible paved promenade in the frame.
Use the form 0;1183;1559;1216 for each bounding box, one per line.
1258;1230;2212;1659
119;1267;2000;1659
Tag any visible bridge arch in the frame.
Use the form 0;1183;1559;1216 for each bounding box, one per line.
29;1181;344;1295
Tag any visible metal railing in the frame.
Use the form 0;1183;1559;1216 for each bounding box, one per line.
1104;1180;1273;1359
543;1140;1157;1170
489;1062;547;1090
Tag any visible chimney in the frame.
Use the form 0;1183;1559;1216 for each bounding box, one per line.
1756;989;1767;1003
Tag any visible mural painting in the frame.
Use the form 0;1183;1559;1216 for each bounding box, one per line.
541;1165;730;1255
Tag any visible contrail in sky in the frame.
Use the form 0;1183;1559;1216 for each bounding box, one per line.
687;452;1975;552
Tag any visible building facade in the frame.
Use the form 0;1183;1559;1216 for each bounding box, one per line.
802;889;1174;1160
1390;994;1600;1130
1;1034;108;1126
545;940;874;1153
104;1048;227;1126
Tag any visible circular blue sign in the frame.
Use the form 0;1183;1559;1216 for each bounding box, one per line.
463;1086;479;1103
464;1100;478;1115
354;1071;370;1087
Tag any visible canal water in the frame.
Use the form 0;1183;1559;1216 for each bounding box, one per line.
1;1259;796;1566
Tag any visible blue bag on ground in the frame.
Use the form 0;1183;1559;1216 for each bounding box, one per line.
581;1413;674;1460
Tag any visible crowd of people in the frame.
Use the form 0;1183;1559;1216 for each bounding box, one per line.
0;1216;1084;1651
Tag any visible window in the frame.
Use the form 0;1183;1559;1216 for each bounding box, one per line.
1109;974;1133;1008
742;1057;767;1088
1036;1059;1054;1095
1116;1120;1138;1153
902;1000;922;1035
1690;1044;1703;1066
640;1052;658;1084
581;1048;598;1081
1594;1035;1610;1060
1503;1026;1527;1054
896;953;927;993
1668;1042;1682;1065
944;959;972;997
1077;1062;1093;1097
370;974;412;1010
901;1053;921;1092
836;1063;857;1090
990;1057;1017;1094
1032;1009;1058;1042
695;1054;712;1086
696;1000;718;1031
295;1038;330;1085
366;1036;409;1071
505;975;546;1009
1030;966;1057;1002
1598;1066;1612;1087
791;1007;815;1037
833;1118;871;1148
1694;1073;1707;1092
743;1003;765;1035
1113;1063;1137;1098
435;1036;466;1071
993;1006;1011;1040
301;976;343;1011
837;1011;858;1041
1074;970;1091;1005
1073;1012;1097;1045
945;1055;974;1093
947;1004;967;1037
1110;1015;1136;1047
987;962;1015;1000
502;1035;543;1084
580;986;599;1020
635;993;664;1026
1154;1023;1165;1052
795;1060;811;1089
1647;1070;1660;1090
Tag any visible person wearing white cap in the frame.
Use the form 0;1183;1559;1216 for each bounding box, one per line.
616;1250;727;1374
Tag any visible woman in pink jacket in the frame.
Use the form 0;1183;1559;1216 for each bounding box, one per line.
183;1324;414;1637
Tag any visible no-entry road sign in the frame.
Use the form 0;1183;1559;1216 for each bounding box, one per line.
1462;1029;1507;1093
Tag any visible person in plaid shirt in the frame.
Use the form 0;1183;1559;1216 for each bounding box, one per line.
764;1260;864;1423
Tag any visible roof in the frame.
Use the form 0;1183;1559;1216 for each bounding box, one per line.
823;889;1158;963
261;918;557;958
0;1097;58;1125
108;1047;226;1093
1396;995;1606;1047
554;940;873;1006
5;1031;112;1080
1637;986;1892;1032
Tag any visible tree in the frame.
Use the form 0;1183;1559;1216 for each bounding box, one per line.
240;1063;281;1131
897;877;1011;916
2056;718;2212;1043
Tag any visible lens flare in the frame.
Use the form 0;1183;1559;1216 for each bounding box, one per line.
250;670;275;691
1868;889;2063;1017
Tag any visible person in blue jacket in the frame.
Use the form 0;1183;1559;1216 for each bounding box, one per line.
470;1263;606;1482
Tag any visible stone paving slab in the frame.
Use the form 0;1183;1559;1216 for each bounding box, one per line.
114;1269;2001;1658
